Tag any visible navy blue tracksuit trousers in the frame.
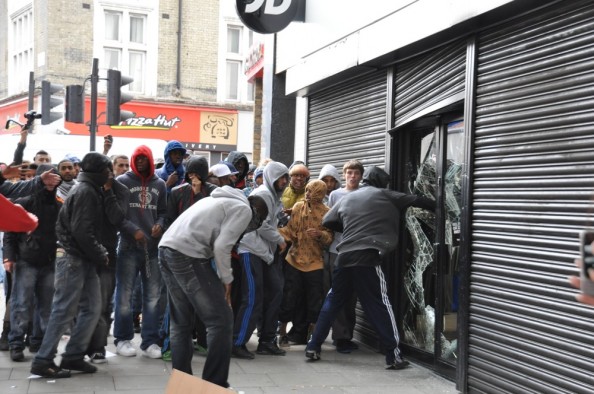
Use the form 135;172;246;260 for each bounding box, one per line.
308;263;402;365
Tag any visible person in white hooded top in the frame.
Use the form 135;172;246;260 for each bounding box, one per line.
318;164;341;205
158;186;268;388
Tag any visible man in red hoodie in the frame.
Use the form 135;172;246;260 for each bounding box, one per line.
114;146;168;359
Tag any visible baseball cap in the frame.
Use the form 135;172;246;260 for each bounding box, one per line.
220;161;239;175
210;163;232;178
63;153;81;164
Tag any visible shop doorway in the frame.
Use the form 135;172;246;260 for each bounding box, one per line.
394;111;465;377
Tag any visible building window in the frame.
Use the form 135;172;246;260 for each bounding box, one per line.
102;9;147;93
8;6;33;96
224;25;256;103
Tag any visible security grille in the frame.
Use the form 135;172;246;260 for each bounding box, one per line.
469;1;594;393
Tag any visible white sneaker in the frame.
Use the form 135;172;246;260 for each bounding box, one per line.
139;343;162;359
116;340;137;357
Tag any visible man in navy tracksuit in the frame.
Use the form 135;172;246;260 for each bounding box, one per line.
232;161;289;359
305;166;434;370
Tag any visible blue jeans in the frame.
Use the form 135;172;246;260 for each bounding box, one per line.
34;254;101;363
114;243;165;350
307;264;402;365
8;261;54;350
159;247;232;388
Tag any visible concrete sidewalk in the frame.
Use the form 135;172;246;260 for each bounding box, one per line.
0;293;458;393
0;336;458;393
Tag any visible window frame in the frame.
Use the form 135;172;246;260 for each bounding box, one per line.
7;6;34;96
94;1;158;97
221;22;258;103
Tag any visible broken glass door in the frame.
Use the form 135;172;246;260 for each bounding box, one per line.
400;116;464;367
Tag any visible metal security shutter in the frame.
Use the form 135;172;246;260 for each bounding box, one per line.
307;69;387;176
469;1;594;393
307;69;388;346
394;39;466;126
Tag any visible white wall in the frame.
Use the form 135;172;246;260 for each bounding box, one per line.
276;0;513;94
236;110;254;164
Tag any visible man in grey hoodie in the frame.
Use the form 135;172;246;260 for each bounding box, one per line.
306;166;435;370
232;161;289;359
159;187;268;388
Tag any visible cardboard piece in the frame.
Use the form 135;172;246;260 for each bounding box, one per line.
165;369;231;394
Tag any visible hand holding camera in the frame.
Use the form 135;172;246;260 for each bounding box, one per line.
569;230;594;306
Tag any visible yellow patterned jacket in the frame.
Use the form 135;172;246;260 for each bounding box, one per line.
279;180;333;272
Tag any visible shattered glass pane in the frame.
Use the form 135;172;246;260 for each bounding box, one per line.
401;125;463;363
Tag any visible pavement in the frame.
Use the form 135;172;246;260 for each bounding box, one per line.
0;291;458;394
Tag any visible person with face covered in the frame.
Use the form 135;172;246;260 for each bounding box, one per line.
30;152;112;378
232;161;289;359
165;155;217;228
156;140;186;192
159;187;268;388
224;151;250;189
305;166;435;370
278;180;333;346
86;161;130;364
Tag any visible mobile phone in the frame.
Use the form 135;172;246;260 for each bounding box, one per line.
105;134;113;143
579;230;594;296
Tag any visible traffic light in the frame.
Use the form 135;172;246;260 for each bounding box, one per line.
106;69;134;125
65;85;85;124
41;80;64;125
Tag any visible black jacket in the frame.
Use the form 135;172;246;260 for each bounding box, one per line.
166;182;218;228
225;151;249;188
55;172;108;265
102;178;130;266
3;188;62;266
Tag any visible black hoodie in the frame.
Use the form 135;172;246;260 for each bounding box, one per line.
224;151;249;189
166;155;217;227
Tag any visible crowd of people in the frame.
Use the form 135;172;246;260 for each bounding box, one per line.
0;127;591;389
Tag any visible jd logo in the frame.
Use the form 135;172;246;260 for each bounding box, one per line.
236;0;303;34
245;0;291;15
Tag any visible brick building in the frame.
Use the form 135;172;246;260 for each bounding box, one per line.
0;0;260;164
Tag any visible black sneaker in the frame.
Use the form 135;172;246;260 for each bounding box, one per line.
231;345;255;360
279;335;290;347
336;339;359;354
305;348;321;361
89;352;107;364
386;356;410;370
28;343;40;353
256;341;286;356
10;347;24;361
60;358;98;374
31;361;71;378
0;328;8;351
286;333;308;345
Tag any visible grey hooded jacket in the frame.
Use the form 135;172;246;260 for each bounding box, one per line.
237;161;288;263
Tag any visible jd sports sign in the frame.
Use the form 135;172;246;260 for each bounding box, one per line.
236;0;302;34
